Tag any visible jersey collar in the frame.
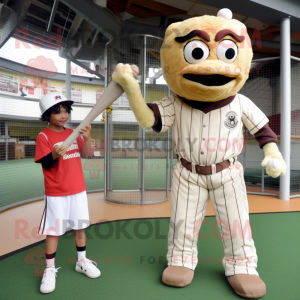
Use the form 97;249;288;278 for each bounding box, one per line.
176;94;236;114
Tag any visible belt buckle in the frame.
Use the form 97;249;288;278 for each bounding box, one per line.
211;164;217;175
191;162;197;174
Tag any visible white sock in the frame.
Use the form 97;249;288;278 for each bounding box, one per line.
77;250;86;262
46;252;56;268
77;246;86;262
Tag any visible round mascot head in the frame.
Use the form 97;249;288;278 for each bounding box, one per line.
160;8;253;102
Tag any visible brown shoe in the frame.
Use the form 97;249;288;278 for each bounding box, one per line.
162;266;194;287
227;274;266;298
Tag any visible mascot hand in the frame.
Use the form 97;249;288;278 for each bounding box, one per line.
112;63;155;129
261;142;286;178
112;63;138;91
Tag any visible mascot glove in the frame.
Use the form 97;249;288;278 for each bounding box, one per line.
261;142;286;178
112;63;155;129
112;63;138;92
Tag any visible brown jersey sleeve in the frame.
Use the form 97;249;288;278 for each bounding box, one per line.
147;96;175;133
254;123;278;148
147;103;162;133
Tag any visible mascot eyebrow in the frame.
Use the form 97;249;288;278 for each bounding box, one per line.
175;30;211;42
215;29;245;42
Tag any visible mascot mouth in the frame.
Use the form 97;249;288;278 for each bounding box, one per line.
183;74;235;86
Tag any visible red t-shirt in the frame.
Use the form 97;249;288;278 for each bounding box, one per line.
34;127;86;196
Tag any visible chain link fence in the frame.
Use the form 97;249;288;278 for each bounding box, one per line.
105;34;170;204
0;55;106;211
240;56;300;197
1;41;299;210
290;57;300;196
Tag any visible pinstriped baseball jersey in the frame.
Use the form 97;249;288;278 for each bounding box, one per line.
153;94;269;165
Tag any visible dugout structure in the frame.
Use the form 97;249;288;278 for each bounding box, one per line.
105;34;171;204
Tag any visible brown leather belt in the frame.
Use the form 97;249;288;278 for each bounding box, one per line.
180;158;231;175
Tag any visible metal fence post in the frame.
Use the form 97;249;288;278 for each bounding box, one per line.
104;47;108;199
141;35;147;205
279;17;291;200
262;168;264;193
66;58;71;125
5;122;8;161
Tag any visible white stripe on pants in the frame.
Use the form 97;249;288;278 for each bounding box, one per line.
167;160;258;276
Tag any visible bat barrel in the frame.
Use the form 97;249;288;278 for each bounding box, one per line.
61;64;139;148
61;80;124;148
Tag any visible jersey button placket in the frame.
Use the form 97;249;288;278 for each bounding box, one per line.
200;115;209;163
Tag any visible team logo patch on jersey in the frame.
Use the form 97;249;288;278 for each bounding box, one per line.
224;111;238;129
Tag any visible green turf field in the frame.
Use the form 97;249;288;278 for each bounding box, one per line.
1;213;299;299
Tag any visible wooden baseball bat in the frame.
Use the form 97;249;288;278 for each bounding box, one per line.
61;65;139;148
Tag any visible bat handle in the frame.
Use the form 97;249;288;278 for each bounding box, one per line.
60;64;139;148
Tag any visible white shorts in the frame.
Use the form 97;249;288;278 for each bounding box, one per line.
38;191;90;236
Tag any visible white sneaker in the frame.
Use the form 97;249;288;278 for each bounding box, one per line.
75;258;101;278
40;266;61;294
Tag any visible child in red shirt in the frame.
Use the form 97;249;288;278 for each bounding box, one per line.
35;92;100;294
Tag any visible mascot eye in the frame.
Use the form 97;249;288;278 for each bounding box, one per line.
184;40;209;64
217;40;238;63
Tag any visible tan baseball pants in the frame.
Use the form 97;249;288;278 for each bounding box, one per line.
166;159;259;276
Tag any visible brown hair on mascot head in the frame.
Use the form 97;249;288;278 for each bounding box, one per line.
160;8;253;102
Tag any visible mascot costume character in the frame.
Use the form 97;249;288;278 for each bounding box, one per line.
112;8;286;299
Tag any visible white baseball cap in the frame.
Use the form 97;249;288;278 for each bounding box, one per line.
39;92;74;115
